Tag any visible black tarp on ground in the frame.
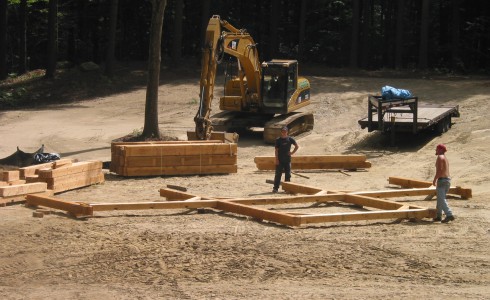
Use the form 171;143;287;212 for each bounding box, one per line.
0;145;45;167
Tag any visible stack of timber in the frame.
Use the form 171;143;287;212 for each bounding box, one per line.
0;180;52;206
254;155;371;171
27;160;104;193
111;141;238;176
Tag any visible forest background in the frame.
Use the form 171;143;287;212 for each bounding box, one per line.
1;0;489;85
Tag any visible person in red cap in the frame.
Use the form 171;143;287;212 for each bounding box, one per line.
272;126;299;193
432;143;455;223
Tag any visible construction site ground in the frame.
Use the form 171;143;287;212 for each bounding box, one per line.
1;65;489;299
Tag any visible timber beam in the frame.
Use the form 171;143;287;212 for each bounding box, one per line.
388;176;472;199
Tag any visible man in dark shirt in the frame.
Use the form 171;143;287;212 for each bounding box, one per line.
273;126;299;193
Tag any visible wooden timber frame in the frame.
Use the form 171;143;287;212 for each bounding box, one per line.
23;177;472;227
254;155;371;171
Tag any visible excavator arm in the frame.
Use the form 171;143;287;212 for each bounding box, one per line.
194;15;261;140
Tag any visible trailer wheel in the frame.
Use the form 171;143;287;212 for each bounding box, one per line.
444;117;451;132
436;119;446;134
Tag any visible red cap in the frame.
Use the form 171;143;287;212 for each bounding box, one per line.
436;144;447;153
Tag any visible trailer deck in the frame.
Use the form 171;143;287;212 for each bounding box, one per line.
358;95;460;135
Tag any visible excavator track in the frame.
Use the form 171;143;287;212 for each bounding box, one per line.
263;112;314;143
211;111;314;143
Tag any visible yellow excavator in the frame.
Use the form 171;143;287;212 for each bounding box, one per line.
192;15;314;143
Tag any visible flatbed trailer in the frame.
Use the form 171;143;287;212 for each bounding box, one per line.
358;95;460;143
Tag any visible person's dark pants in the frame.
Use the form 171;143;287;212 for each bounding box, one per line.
273;161;291;190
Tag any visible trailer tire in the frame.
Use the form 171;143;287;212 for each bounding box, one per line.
436;120;446;134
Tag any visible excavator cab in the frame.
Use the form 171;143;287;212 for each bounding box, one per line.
261;60;298;114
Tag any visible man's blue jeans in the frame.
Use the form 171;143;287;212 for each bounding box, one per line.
436;178;453;218
273;161;291;190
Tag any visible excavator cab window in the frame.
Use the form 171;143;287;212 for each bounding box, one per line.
262;66;288;109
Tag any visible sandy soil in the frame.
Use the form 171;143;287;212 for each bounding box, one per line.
0;68;489;299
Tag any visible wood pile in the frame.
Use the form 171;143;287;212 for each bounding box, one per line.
26;160;104;193
0;182;52;206
1;158;104;206
254;155;371;171
111;141;238;176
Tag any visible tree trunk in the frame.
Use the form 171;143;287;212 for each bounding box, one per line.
395;0;404;69
349;0;360;68
298;0;307;61
200;0;211;49
142;0;167;138
360;0;372;68
105;0;119;77
269;0;280;59
0;0;7;80
418;0;429;69
171;0;183;64
45;0;58;78
19;0;27;74
451;0;461;71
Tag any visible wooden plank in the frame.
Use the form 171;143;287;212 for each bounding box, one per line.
2;170;20;181
38;161;102;179
120;143;238;157
25;175;40;183
90;200;219;211
217;193;346;206
216;201;300;227
254;155;368;164
111;140;225;148
159;188;200;200
53;159;74;169
51;173;104;193
350;187;466;198
388;177;432;188
388;177;472;199
299;208;435;225
281;182;324;194
454;186;472;199
7;179;26;185
124;154;237;168
344;194;404;210
18;162;54;178
42;168;103;186
0;190;54;206
0;182;47;197
25;194;93;217
255;161;371;171
121;164;237;176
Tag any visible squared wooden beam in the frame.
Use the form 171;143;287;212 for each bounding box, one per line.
25;194;93;217
216;201;300;227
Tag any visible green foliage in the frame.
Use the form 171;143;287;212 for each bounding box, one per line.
0;87;27;108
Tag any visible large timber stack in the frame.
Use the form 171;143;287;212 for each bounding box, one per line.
25;160;105;193
1;159;104;205
110;141;238;176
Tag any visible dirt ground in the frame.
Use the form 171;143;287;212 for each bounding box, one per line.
0;66;489;299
